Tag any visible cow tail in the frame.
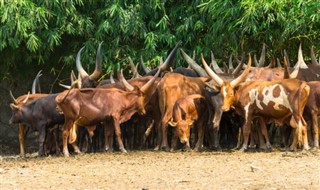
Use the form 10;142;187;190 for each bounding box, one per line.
68;123;78;144
297;81;309;146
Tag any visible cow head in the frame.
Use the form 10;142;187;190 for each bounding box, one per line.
169;119;193;144
9;91;30;125
119;68;161;115
202;54;252;112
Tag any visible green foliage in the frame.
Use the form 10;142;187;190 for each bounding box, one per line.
0;0;320;82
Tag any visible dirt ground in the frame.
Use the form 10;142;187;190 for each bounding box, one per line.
0;148;319;190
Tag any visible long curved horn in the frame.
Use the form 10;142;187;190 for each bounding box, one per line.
258;43;266;67
140;67;161;93
59;83;71;89
70;70;77;84
222;62;229;73
277;58;282;68
201;54;224;87
140;56;151;74
22;91;30;104
283;56;290;79
128;57;141;78
266;57;275;68
110;71;115;84
76;46;88;78
295;44;308;69
32;70;42;94
230;54;252;88
229;54;234;70
254;54;258;67
159;41;182;71
284;49;290;67
119;69;134;91
89;42;103;80
180;49;208;77
210;51;224;74
232;56;245;76
9;90;18;104
311;46;318;65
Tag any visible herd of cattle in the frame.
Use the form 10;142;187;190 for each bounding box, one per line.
8;41;320;157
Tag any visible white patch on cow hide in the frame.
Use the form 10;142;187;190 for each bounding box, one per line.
248;84;292;112
244;103;250;121
222;87;227;98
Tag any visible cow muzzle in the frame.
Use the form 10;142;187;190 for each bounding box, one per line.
180;138;188;144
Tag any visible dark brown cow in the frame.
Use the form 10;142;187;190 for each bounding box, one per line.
9;94;65;157
202;54;311;151
168;94;208;151
56;69;160;157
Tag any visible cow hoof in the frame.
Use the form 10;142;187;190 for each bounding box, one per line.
120;148;128;153
153;146;160;151
192;147;200;152
161;146;170;152
239;147;248;152
212;146;222;152
105;147;113;153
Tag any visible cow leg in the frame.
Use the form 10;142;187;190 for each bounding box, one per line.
153;121;162;151
240;116;252;152
143;119;154;147
249;120;257;148
258;117;272;151
53;125;61;155
235;127;243;149
312;114;319;149
194;122;204;151
104;121;114;152
212;111;222;150
18;124;29;157
289;128;298;151
62;120;73;157
160;123;170;151
302;124;310;150
38;126;46;157
113;118;127;153
170;131;178;152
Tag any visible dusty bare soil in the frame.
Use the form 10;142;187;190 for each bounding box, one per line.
0;149;319;190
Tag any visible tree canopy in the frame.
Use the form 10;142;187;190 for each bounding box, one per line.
1;0;320;82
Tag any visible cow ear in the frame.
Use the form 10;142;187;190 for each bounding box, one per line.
168;120;177;127
10;103;19;110
186;119;194;126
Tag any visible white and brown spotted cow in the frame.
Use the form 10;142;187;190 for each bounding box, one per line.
202;54;310;151
168;94;208;151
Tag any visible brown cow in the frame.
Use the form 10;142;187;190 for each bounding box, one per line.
56;68;160;157
168;94;208;151
303;81;320;149
202;54;310;151
157;72;208;151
